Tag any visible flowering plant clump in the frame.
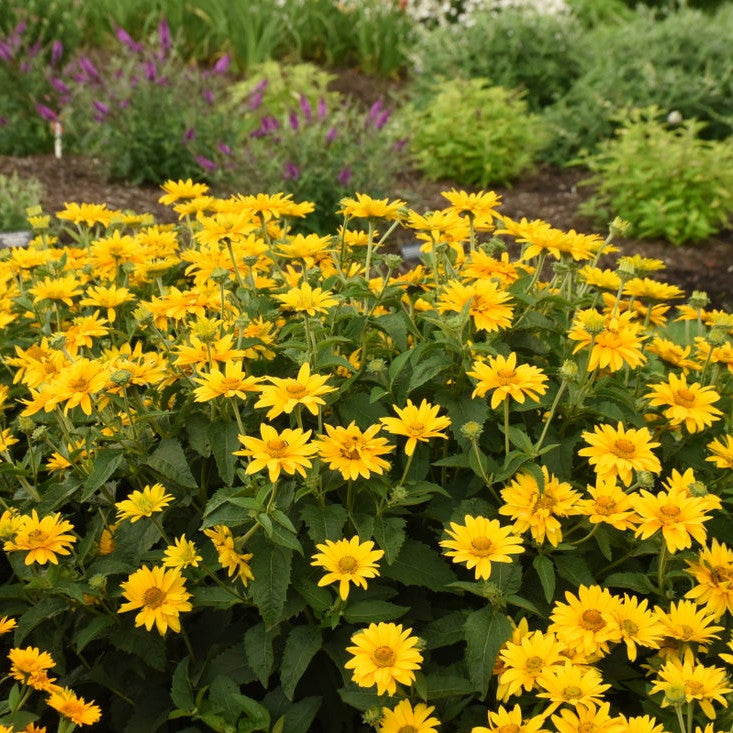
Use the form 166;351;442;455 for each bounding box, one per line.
0;185;731;732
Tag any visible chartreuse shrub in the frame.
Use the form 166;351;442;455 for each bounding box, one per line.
578;108;733;245
0;173;43;231
407;78;543;186
0;184;732;732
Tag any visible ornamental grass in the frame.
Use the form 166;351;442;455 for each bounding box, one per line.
0;186;731;732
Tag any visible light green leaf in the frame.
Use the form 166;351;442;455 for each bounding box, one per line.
533;554;556;603
251;540;292;627
209;420;240;486
144;438;197;489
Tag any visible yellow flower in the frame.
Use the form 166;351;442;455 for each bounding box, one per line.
440;514;524;581
345;622;423;696
632;486;713;553
549;585;622;658
0;615;17;635
379;398;451;456
647;336;699;373
437;279;514;332
162;535;202;569
568;309;646;372
379;699;439;733
47;687;102;726
656;600;723;649
650;650;731;719
315;422;393;480
467;352;548;409
203;525;254;586
705;433;733;470
4;510;76;565
618;714;669;733
0;427;19;454
578;422;661;487
80;283;133;322
460;250;521;287
193;361;263;402
578;266;621;291
311;536;384;600
28;357;109;416
623;277;684;301
499;467;581;547
9;646;56;690
536;661;610;713
254;362;336;419
275;281;338;315
645;373;722;433
116;483;174;523
56;201;115;228
551;702;625;733
471;703;549;733
497;217;599;261
577;479;637;531
118;565;193;635
611;593;664;662
339;193;405;221
28;274;83;306
0;508;22;541
441;188;501;227
158;178;209;206
618;254;665;274
235;424;316;482
686;539;733;618
498;631;564;699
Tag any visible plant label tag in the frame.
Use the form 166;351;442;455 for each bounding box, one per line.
0;230;33;248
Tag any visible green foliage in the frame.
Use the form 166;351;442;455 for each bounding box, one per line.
578;108;733;244
565;0;632;27
0;173;43;230
408;79;543;187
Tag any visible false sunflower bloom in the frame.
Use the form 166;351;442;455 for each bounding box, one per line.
203;525;254;585
275;281;338;315
235;425;316;482
706;435;733;469
193;361;263;402
647;336;699;373
311;537;384;600
56;201;115;227
472;703;549;733
345;622;423;696
119;565;193;635
162;535;202;569
611;594;664;662
686;539;733;618
379;399;451;456
645;373;722;433
339;193;405;221
4;510;76;565
552;702;625;733
379;700;439;733
498;631;565;699
578;422;661;487
568;309;646;372
0;615;17;635
467;352;548;409
32;357;109;416
116;483;174;523
315;422;393;480
499;467;581;547
79;283;133;322
9;646;56;690
578;479;638;531
656;600;723;649
536;662;610;714
440;515;524;580
254;362;336;419
437;279;514;332
632;487;713;553
618;715;669;733
47;687;102;726
159;178;209;206
0;427;19;455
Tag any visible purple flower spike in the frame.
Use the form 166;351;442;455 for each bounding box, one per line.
283;161;300;180
299;94;312;122
317;97;327;119
337;166;352;187
248;90;264;111
213;54;230;74
92;100;109;117
325;126;337;144
158;19;172;56
51;40;63;66
202;88;214;104
375;108;391;129
36;103;57;122
116;27;144;53
144;60;157;81
78;56;99;80
28;41;41;58
368;100;384;121
289;112;299;130
253;79;268;94
50;77;70;95
183;127;195;141
196;155;217;172
218;141;232;155
0;41;13;63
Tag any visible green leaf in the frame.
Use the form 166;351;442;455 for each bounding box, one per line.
209;676;271;730
381;540;456;591
299;503;347;544
342;600;409;624
14;597;68;643
171;658;195;712
533;554;556;603
372;516;406;564
74;615;114;653
270;523;304;555
555;553;595;587
279;696;321;733
464;607;512;696
244;623;276;688
422;611;466;649
81;449;124;501
280;625;322;700
604;572;656;594
492;562;522;595
407;351;452;394
209;420;240;486
144;438;197;489
250;539;293;627
186;411;212;457
424;673;475;698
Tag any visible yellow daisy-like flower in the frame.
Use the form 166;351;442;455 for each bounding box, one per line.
311;536;385;600
623;277;684;301
645;373;722;433
339;193;405;221
162;535;202;569
379;699;439;733
315;422;393;480
650;650;731;719
460;250;521;287
345;622;423;696
79;283;133;322
568;309;646;372
578;266;621;291
4;510;76;565
471;703;550;733
632;486;713;553
47;687;102;726
686;539;733;618
116;483;174;523
577;479;637;531
192;361;263;402
611;593;664;662
536;661;610;714
498;631;565;699
379;398;451;456
437;279;514;332
9;646;56;690
549;585;622;658
0;615;17;635
499;467;581;547
552;701;625;733
647;336;699;373
29;357;109;417
618;714;669;733
497;217;599;261
578;422;661;487
0;427;19;454
706;435;733;469
159;178;209;206
656;600;723;649
235;424;316;482
56;201;115;228
440;515;524;581
275;281;338;316
118;565;193;635
254;362;336;419
203;525;254;586
467;352;548;409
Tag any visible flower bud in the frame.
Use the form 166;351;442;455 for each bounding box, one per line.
559;359;579;383
609;217;630;237
367;358;387;374
460;421;483;440
210;266;230;284
384;253;403;270
688;290;709;310
110;369;132;386
388;485;408;505
362;708;382;727
636;471;655;489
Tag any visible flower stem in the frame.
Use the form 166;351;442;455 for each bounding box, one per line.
503;399;511;457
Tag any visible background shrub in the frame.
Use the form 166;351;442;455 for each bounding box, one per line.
0;172;43;230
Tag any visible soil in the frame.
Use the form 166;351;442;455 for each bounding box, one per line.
1;68;731;310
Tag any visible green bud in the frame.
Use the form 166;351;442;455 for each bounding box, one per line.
478;581;505;608
89;574;107;590
210;267;230;284
367;358;387;374
688;290;709;310
689;481;709;498
31;426;48;442
17;416;35;434
110;369;132;386
664;685;687;707
559;359;579;383
636;471;655;489
460;421;483;440
388;485;408;505
609;217;630;237
48;332;67;350
361;707;382;727
384;253;403;270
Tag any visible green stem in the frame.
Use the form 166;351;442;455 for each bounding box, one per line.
225;238;246;291
534;380;568;453
657;541;668;596
674;704;686;733
397;452;415;487
503;399;511;457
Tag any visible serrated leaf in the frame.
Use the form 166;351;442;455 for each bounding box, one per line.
250;539;292;627
604;572;656;594
279;696;321;733
281;626;322;700
464;607;512;696
209;420;239;486
244;623;276;687
342;600;409;624
299;503;347;544
14;597;68;643
555;553;595;587
81;450;123;501
144;438;197;489
372;516;406;564
381;540;456;591
74;615;114;653
171;658;195;712
533;554;556;603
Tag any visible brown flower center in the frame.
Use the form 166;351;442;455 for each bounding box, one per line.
594;496;616;514
143;587;166;609
578;724;595;733
67;377;90;392
563;685;583;701
675;389;696;408
621;619;639;635
495;368;517;386
535;492;556;510
372;646;396;668
659;504;681;520
498;726;520;733
337;556;358;573
580;609;606;632
407;422;425;437
470;536;493;557
397;727;417;733
685;681;705;697
266;438;289;457
26;529;49;546
678;624;695;640
525;656;544;674
285;383;307;398
613;438;636;457
710;566;730;583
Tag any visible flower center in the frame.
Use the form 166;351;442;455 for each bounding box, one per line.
621;619;639;635
710;566;730;583
67;377;90;392
397;727;417;733
337;556;358;573
675;389;696;408
221;377;242;391
285;383;307;398
25;529;49;546
535;492;556;510
266;438;289;457
685;681;705;697
594;496;616;514
659;504;681;520
470;536;493;557
613;438;636;457
407;422;425;437
498;726;520;733
678;624;695;640
580;609;605;632
563;685;583;701
495;368;517;386
143;587;166;609
578;724;595;733
344;447;362;460
372;646;396;668
525;656;544;674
